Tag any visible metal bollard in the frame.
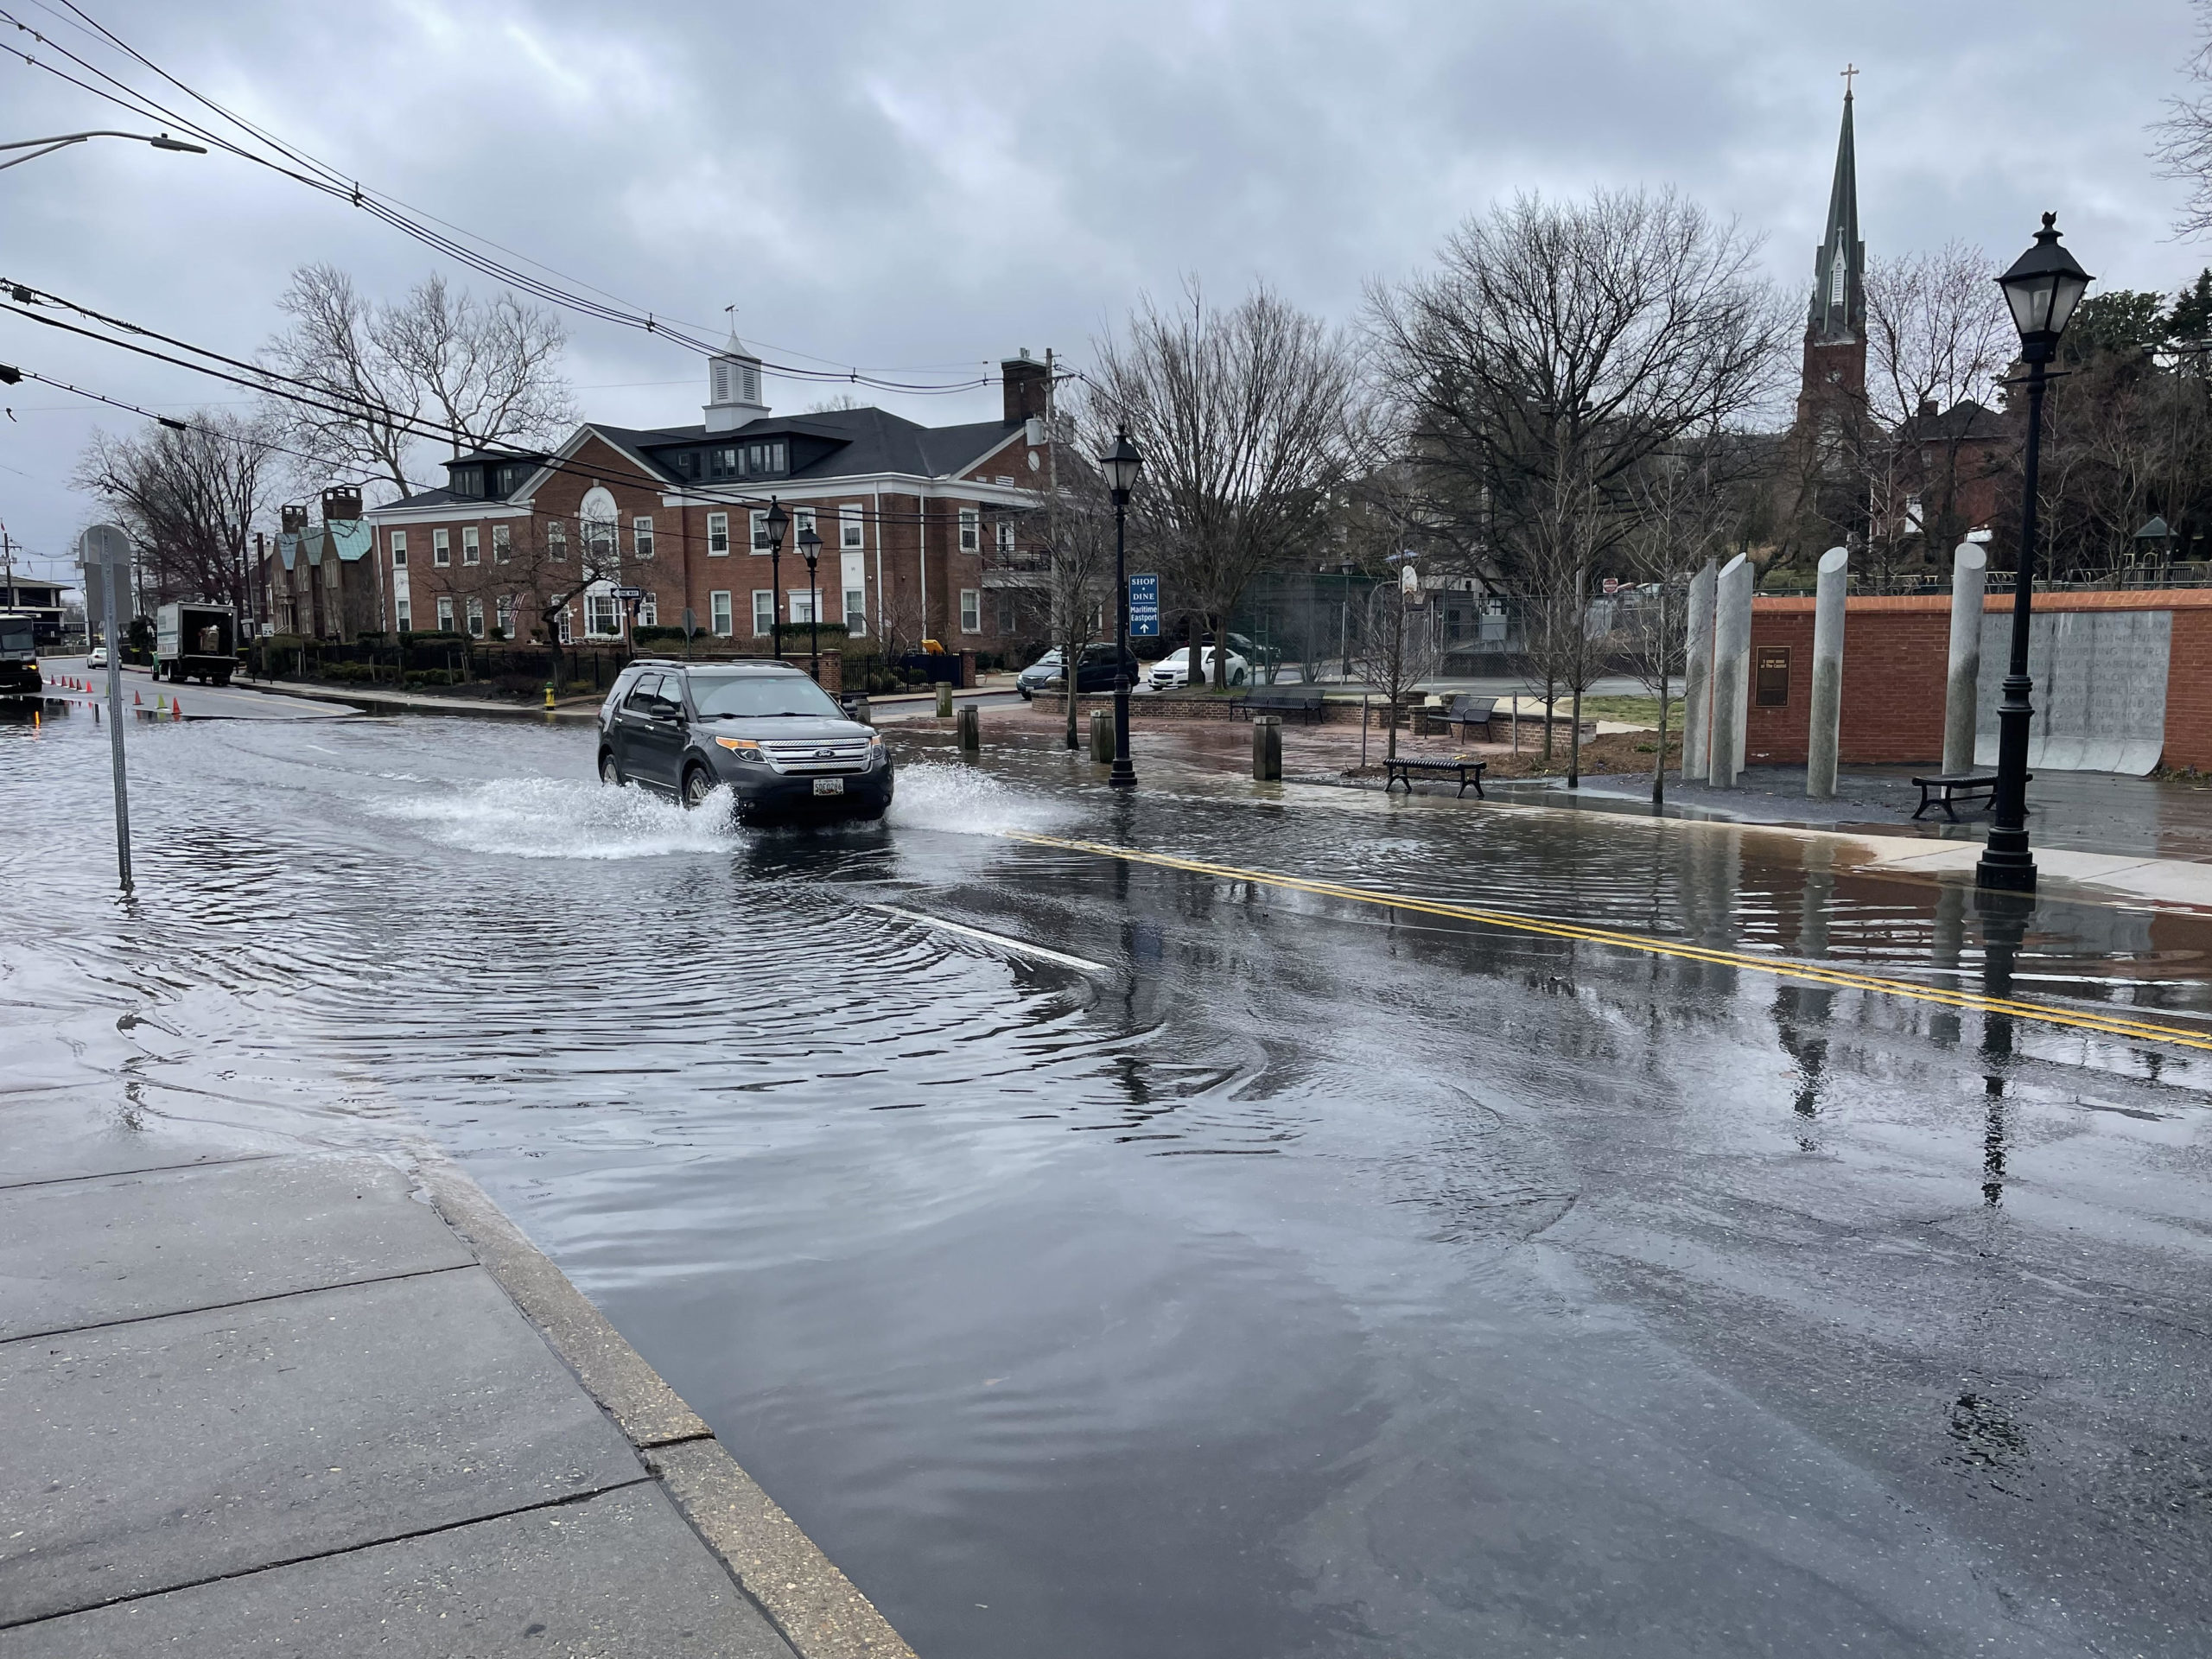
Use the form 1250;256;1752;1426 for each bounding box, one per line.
935;681;954;720
1090;707;1115;765
957;702;981;753
1252;714;1282;781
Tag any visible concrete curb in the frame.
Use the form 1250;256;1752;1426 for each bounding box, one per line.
416;1157;917;1659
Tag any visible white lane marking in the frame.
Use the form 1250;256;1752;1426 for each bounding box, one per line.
866;904;1108;973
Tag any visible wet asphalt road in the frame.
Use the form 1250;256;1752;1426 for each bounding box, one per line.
6;696;2212;1658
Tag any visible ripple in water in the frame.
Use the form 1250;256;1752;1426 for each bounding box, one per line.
372;776;741;860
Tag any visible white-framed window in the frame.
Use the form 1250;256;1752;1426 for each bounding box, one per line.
839;505;864;550
795;508;816;545
709;590;733;637
1905;493;1925;532
493;524;511;563
639;593;658;627
787;588;816;625
395;597;412;631
632;516;655;559
995;519;1014;555
958;508;980;552
466;596;486;638
432;528;451;568
997;592;1018;633
584;518;616;568
748;508;770;554
753;589;775;636
586;593;620;637
845;586;867;633
557;605;573;645
548;521;567;562
707;512;730;556
461;526;480;566
389;530;408;568
495;594;514;637
960;588;981;633
436;594;454;630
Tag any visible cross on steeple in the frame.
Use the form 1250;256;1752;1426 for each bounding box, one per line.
1840;62;1857;98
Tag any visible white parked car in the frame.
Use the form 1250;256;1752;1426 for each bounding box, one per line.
86;645;109;669
1147;648;1249;690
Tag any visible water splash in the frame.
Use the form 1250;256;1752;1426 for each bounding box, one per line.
887;760;1071;836
372;776;741;860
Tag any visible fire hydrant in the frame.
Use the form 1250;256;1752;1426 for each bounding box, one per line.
543;683;556;711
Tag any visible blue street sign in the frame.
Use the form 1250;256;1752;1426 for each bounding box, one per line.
1128;572;1160;636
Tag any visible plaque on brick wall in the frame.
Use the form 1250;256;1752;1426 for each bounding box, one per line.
1755;645;1790;707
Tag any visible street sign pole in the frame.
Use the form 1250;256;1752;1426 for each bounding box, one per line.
84;524;133;892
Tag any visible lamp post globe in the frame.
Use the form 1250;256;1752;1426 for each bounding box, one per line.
1096;428;1146;787
762;498;789;661
1978;213;2092;894
798;524;823;681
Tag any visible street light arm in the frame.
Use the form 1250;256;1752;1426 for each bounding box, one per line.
0;130;208;172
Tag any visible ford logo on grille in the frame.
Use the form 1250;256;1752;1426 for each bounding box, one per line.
815;748;834;756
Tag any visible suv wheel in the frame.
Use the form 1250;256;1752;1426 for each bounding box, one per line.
681;765;715;810
599;749;622;787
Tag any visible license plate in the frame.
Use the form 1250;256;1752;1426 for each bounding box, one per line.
812;777;844;796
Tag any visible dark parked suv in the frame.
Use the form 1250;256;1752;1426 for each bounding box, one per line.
597;660;893;822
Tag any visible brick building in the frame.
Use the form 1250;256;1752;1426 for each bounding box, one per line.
363;340;1055;655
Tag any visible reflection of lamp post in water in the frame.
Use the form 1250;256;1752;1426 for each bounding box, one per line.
1975;891;2035;1207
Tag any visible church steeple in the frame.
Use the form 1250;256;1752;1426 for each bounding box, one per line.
1807;76;1864;348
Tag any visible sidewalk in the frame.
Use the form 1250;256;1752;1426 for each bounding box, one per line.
0;1113;912;1657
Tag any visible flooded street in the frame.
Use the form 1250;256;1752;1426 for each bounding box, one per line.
7;704;2212;1658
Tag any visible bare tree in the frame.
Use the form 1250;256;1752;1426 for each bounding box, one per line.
1349;579;1446;765
1369;188;1792;776
1860;244;2016;568
1087;281;1366;689
73;413;275;615
1620;430;1763;804
1025;463;1116;747
2154;3;2212;240
262;264;575;498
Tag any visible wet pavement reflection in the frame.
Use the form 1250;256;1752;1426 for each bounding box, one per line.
7;700;2212;1657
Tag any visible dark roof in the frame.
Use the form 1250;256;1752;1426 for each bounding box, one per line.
610;407;1023;483
1896;398;2006;444
380;406;1025;509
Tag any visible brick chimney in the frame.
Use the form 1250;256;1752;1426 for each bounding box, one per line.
321;485;364;523
1001;351;1049;425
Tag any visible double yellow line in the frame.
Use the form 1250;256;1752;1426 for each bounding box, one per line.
1007;831;2212;1054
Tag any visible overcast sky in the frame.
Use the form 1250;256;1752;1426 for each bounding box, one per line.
1;0;2204;581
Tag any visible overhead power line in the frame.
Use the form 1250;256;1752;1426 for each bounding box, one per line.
1;0;1008;396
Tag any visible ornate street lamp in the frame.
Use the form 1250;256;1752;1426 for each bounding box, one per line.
760;498;790;661
1096;429;1146;787
798;524;823;682
1977;214;2091;894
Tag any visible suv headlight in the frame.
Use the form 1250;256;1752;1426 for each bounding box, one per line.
714;736;766;761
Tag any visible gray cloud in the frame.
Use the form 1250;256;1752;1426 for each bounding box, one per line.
0;0;2199;571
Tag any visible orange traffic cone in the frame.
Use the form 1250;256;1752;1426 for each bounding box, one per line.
172;698;182;721
134;690;142;706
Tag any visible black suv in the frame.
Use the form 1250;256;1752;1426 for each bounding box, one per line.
598;660;893;822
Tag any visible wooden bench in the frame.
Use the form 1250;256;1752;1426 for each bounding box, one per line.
1445;695;1498;741
1383;756;1487;798
1910;772;2029;822
1230;685;1327;724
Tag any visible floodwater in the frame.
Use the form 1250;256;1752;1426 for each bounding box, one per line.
6;699;2212;1657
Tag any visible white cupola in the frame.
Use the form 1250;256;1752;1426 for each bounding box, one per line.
704;334;770;433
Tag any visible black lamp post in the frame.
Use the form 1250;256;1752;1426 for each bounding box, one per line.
760;498;789;661
798;524;823;681
1978;213;2092;894
1097;428;1146;787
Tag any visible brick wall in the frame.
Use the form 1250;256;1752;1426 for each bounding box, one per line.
1745;591;2212;770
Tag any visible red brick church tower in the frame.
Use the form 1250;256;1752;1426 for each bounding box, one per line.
1796;78;1866;427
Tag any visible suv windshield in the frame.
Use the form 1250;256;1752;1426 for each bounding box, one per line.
0;619;34;653
687;671;843;721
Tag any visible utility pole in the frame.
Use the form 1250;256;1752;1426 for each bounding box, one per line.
1046;346;1079;751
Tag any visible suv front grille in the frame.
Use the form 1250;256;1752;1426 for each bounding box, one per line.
759;737;872;775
